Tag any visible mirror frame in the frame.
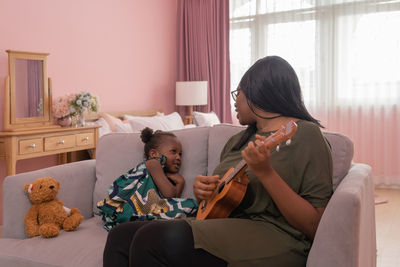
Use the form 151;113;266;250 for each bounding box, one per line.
4;50;57;131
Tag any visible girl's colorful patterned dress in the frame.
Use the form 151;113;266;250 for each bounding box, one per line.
97;156;198;231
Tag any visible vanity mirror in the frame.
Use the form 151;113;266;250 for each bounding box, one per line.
3;50;57;131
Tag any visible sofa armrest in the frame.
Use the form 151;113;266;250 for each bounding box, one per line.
307;163;376;267
2;159;96;239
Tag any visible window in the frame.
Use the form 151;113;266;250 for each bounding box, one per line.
230;0;400;107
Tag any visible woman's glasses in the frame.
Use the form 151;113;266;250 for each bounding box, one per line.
231;89;239;101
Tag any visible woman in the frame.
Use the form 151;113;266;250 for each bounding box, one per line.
103;56;333;267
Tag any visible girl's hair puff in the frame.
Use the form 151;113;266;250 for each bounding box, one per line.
140;127;176;158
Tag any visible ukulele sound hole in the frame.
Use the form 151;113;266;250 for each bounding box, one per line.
218;182;225;193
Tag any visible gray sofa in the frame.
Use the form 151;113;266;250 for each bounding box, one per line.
0;124;376;267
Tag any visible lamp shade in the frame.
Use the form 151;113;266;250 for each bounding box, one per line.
176;81;208;106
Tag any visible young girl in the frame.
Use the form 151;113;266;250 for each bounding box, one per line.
97;127;198;231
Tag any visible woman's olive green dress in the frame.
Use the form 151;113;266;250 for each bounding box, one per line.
186;120;333;267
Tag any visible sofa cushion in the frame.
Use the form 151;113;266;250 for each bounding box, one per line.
0;217;106;267
207;124;245;176
323;132;354;190
93;127;210;214
93;124;353;215
207;124;353;191
2;160;96;240
172;127;211;198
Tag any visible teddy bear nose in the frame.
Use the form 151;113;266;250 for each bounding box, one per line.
49;185;55;189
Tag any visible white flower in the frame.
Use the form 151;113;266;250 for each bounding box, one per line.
68;91;99;116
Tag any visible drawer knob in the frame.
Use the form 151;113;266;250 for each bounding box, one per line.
59;140;65;145
29;144;36;148
83;137;89;141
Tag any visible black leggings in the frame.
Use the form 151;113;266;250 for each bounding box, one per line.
103;220;227;267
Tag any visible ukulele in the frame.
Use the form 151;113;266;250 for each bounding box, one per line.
196;120;298;220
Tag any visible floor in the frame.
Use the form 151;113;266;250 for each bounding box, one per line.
0;190;398;266
375;188;400;267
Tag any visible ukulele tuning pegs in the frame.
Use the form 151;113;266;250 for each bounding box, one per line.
286;139;292;146
276;145;280;152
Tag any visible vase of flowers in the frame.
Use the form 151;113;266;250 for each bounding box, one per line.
69;92;99;127
57;116;72;127
52;94;75;127
53;92;99;127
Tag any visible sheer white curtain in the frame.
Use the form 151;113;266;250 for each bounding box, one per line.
230;0;400;187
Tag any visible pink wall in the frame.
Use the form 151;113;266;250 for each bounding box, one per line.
0;0;178;224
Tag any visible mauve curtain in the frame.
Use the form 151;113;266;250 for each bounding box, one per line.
177;0;232;123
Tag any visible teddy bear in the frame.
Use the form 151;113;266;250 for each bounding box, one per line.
24;177;84;238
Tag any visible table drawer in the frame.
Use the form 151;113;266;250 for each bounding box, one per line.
76;133;94;147
44;135;75;151
19;139;43;155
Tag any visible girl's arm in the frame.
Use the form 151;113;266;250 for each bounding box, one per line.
165;173;185;197
241;137;325;240
145;159;179;198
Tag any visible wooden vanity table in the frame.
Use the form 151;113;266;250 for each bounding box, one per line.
0;125;99;176
1;50;100;176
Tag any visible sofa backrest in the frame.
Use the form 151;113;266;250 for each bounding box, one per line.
323;131;354;190
93;124;354;214
206;124;354;191
207;124;245;176
93;126;210;214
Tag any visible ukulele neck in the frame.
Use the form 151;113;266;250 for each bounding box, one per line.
226;160;247;184
224;120;298;185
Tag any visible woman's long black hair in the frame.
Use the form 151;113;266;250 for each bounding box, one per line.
233;56;322;150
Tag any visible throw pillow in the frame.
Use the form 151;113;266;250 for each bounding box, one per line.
193;111;221;127
85;117;112;138
160;112;185;130
128;118;166;132
100;113;123;132
125;112;185;132
114;122;133;133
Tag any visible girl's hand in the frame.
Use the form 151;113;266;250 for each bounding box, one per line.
241;134;274;177
146;159;181;198
193;175;219;202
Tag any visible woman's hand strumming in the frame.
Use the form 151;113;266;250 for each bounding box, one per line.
193;175;219;202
